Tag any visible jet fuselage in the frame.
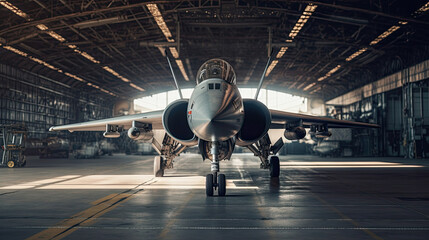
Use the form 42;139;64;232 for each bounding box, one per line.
187;78;244;142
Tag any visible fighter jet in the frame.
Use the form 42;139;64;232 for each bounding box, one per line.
50;57;378;196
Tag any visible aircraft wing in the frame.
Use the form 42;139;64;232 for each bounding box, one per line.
49;110;164;132
269;110;379;129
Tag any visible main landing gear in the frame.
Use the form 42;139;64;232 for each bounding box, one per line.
206;142;226;196
152;134;187;177
153;156;164;177
246;134;282;178
269;155;280;177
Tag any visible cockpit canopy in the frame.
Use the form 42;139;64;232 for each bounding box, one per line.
196;59;236;85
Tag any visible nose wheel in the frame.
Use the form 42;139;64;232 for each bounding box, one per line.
206;141;226;196
218;173;226;196
206;174;214;196
206;173;226;196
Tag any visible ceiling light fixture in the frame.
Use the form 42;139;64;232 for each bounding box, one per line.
288;3;317;40
169;47;179;59
0;1;31;20
1;2;133;91
146;4;174;42
3;45;28;57
175;60;190;81
309;86;322;94
303;82;316;91
29;56;59;71
46;31;66;42
317;65;341;82
414;1;429;15
130;83;145;91
276;47;288;59
64;72;84;82
74;49;100;64
36;24;49;31
265;60;279;77
2;45;116;96
323;2;426;84
365;2;428;47
345;48;368;62
267;4;317;77
102;66;131;83
147;4;189;82
369;25;401;46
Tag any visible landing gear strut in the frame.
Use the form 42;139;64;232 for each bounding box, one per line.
152;134;187;177
246;134;283;178
206;142;226;196
153;156;164;177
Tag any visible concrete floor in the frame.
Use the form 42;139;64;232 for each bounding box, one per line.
0;153;429;240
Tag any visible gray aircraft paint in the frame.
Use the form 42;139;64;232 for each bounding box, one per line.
187;78;244;142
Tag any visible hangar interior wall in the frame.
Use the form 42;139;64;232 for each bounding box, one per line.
328;68;429;158
0;64;114;141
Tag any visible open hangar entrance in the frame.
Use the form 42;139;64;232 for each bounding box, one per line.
1;1;429;240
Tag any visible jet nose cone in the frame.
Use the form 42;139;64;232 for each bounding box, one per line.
198;109;222;125
194;109;223;132
187;80;244;141
191;103;243;141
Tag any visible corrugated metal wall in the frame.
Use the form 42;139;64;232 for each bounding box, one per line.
326;67;429;158
327;59;429;106
0;64;114;139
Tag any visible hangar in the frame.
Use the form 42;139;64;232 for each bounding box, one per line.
1;1;429;239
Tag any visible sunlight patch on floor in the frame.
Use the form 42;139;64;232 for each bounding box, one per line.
0;175;81;189
281;161;423;168
1;175;258;190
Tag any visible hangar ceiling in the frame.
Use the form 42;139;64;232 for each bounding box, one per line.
0;0;428;100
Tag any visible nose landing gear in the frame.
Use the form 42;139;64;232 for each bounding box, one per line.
206;173;226;197
206;142;226;196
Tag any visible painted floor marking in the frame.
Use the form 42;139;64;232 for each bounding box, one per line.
25;193;134;240
25;177;156;240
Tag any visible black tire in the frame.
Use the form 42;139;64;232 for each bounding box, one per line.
154;156;164;177
206;174;214;196
269;156;280;177
218;174;226;196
